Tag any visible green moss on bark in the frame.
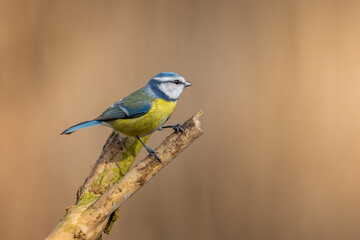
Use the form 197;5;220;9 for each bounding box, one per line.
89;135;150;194
77;192;100;207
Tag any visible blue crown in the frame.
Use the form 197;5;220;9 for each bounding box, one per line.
153;72;180;79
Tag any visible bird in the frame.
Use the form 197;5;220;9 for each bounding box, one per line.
61;72;192;161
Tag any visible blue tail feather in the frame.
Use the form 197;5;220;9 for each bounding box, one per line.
61;120;102;135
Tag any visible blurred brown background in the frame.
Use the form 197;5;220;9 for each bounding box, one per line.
1;0;360;239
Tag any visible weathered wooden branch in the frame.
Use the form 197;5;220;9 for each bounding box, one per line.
46;110;203;240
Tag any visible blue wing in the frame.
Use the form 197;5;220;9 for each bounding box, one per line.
96;88;153;121
61;88;153;135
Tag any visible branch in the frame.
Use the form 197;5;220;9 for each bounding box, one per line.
46;110;203;240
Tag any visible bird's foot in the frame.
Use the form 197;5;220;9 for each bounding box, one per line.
172;124;185;133
162;124;185;133
136;135;161;162
147;148;161;162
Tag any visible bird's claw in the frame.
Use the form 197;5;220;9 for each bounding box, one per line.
148;149;161;162
172;124;185;133
160;124;185;134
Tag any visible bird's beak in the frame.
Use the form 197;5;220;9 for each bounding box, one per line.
185;81;192;87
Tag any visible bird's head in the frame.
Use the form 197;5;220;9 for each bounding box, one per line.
147;72;192;101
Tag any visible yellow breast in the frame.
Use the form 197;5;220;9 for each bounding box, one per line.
110;98;177;136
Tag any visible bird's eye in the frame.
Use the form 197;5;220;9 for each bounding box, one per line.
174;80;180;84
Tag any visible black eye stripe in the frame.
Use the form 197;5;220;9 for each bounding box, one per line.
156;80;184;85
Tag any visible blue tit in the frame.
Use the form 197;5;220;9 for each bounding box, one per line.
61;72;192;161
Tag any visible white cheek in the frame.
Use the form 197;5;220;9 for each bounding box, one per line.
159;83;184;99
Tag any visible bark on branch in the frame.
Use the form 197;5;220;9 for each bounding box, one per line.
46;110;203;240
